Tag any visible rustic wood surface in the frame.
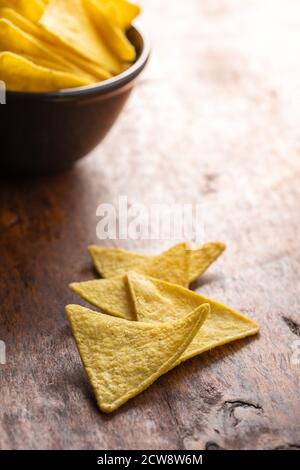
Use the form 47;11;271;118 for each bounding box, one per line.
1;0;300;450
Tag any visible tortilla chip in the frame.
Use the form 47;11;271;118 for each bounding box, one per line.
39;0;122;74
91;242;189;286
71;243;190;318
0;7;48;38
127;272;259;364
65;303;210;412
84;0;136;62
0;52;93;92
0;0;46;22
89;241;225;285
88;245;148;279
140;242;189;287
70;275;135;321
0;7;111;80
0;18;94;78
53;49;111;81
21;54;73;73
188;242;226;283
106;0;141;30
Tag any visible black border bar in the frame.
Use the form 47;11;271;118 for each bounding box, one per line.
0;450;299;466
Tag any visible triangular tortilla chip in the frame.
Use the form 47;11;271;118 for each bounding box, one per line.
70;275;135;320
39;0;121;74
109;0;141;30
89;241;225;284
0;7;111;80
0;52;92;92
88;245;148;279
71;243;190;318
89;242;189;285
84;0;136;62
65;303;210;412
139;242;189;287
21;54;71;73
0;6;53;41
0;0;46;22
0;18;97;80
188;242;226;283
127;272;259;364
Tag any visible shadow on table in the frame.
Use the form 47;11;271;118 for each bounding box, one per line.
0;161;108;333
0;161;109;246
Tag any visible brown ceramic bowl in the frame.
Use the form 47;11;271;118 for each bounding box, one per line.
0;26;150;176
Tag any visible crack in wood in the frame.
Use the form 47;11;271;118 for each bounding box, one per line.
222;400;264;427
282;316;300;337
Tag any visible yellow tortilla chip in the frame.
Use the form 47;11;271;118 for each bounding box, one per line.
49;45;111;81
90;242;190;286
71;243;190;318
0;7;111;80
0;17;50;56
88;245;148;279
39;0;122;74
21;54;72;72
89;241;225;284
70;275;136;321
188;242;226;283
65;303;210;412
105;0;141;30
140;242;189;287
21;0;46;22
0;6;49;39
0;52;92;92
0;18;97;79
84;0;136;62
0;0;46;22
127;272;259;364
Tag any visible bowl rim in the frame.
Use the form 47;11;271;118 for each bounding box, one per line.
6;24;150;100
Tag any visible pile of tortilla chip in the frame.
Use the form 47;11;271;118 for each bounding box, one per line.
0;0;141;92
66;241;260;413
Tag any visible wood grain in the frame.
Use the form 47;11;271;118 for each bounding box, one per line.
0;0;300;450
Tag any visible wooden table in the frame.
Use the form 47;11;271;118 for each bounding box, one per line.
1;0;300;450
